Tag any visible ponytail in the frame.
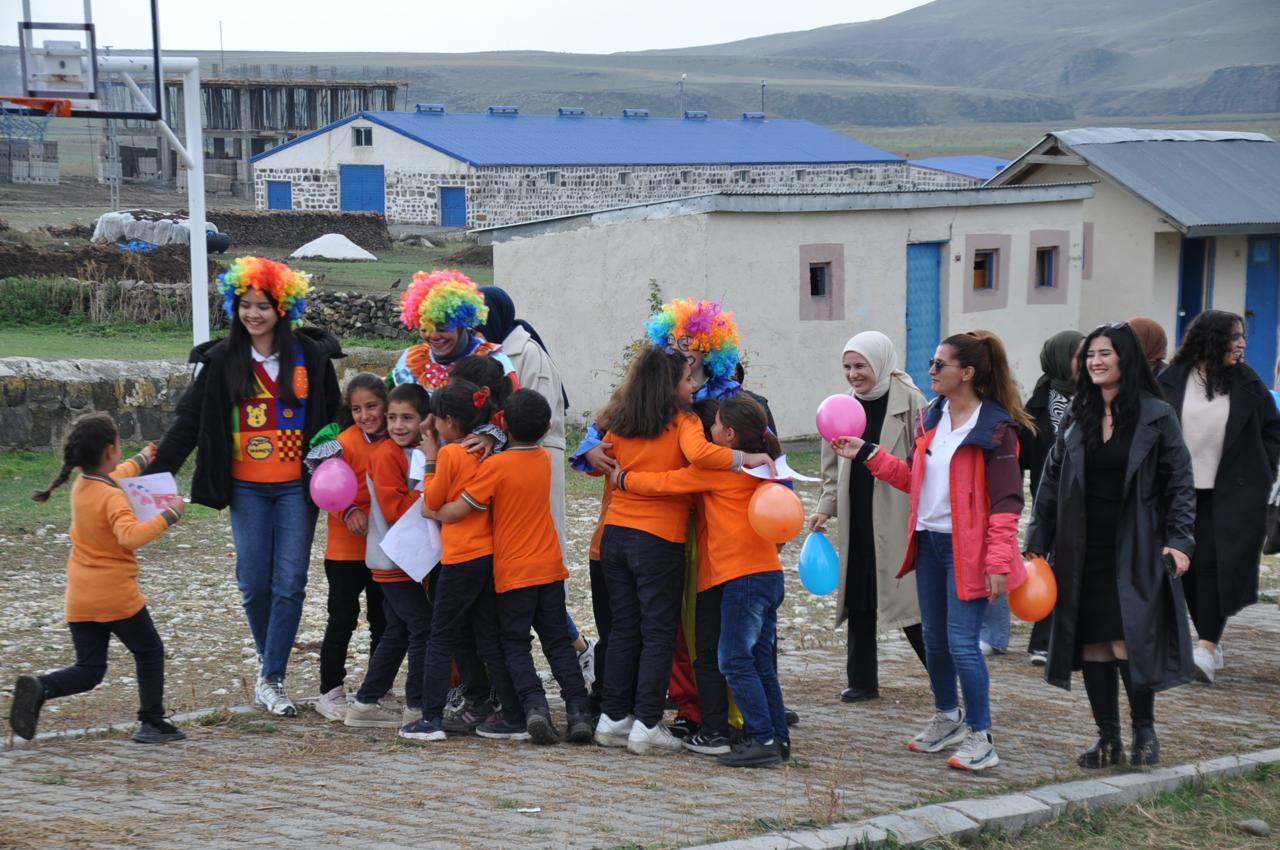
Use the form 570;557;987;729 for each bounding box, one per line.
718;395;782;459
32;412;119;502
944;331;1036;435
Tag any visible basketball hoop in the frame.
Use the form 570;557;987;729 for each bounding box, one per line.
0;96;71;145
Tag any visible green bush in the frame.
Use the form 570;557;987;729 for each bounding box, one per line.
0;276;90;325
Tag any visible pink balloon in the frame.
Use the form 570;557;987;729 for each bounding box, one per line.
815;394;866;442
310;457;358;513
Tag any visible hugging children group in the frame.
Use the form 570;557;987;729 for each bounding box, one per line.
10;258;794;768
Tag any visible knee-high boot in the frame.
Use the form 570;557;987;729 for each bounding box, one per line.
1078;661;1123;768
1117;659;1158;766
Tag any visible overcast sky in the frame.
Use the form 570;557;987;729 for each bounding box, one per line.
11;0;933;53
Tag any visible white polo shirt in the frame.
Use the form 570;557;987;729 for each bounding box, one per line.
251;346;280;381
916;400;982;533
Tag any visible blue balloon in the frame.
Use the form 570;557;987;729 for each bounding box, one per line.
798;531;839;596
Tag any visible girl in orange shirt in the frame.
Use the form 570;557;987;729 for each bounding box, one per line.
315;373;390;721
10;413;186;744
592;347;773;755
612;395;789;767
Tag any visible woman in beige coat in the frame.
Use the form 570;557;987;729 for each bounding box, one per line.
811;331;928;703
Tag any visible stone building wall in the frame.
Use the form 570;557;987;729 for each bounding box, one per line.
255;160;968;228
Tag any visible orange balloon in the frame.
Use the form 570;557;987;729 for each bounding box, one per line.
1009;556;1057;622
748;482;805;543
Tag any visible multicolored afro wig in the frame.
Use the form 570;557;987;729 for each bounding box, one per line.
644;298;741;380
399;269;489;334
218;256;310;324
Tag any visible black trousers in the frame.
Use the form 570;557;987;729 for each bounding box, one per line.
1185;490;1226;643
355;579;432;709
599;525;686;727
319;559;387;694
693;584;730;736
43;606;166;723
588;557;611;712
497;579;589;714
420;556;520;722
846;612;926;692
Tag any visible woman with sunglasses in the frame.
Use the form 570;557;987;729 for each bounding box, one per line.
1027;322;1196;767
831;330;1030;772
1156;311;1280;684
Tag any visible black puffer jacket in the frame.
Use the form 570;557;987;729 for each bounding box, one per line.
1025;394;1196;693
152;328;344;509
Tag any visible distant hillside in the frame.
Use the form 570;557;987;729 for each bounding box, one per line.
647;0;1280;116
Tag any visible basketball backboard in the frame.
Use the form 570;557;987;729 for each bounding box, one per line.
4;0;161;119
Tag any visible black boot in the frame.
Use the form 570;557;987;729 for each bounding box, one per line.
9;675;48;741
565;703;595;744
1118;659;1159;766
1078;661;1124;768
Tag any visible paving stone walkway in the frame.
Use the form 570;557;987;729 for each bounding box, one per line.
2;604;1277;850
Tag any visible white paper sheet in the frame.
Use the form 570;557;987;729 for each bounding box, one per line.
379;496;442;582
408;448;427;487
743;453;820;483
118;472;178;521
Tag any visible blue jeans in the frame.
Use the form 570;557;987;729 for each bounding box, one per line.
718;570;788;745
915;531;991;732
981;595;1010;652
228;480;317;681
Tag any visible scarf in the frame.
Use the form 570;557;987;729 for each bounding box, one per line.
842;331;916;401
479;285;568;408
1127;317;1168;372
1035;330;1084;396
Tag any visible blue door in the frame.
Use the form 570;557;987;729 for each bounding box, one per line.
1177;237;1212;342
1245;236;1280;381
440;187;467;227
905;243;943;394
266;180;292;210
339;164;385;213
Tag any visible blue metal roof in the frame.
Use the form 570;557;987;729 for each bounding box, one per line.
252;110;904;167
909;155;1009;180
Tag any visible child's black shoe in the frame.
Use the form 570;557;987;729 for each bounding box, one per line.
10;675;46;741
717;737;782;768
565;704;594;744
132;718;186;744
475;713;531;741
525;707;560;746
668;715;699;739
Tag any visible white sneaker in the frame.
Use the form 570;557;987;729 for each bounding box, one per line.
979;640;994;656
1192;646;1217;684
402;706;423;726
1028;650;1048;667
344;699;404;728
255;678;297;717
908;710;968;753
626;720;683;755
593;713;634;747
1212;644;1224;670
315;686;349;722
947;728;1000;771
577;638;597;690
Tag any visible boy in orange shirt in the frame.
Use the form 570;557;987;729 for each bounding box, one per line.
431;389;593;745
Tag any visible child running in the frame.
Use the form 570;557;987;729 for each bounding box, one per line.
10;413;186;744
343;384;434;729
612;395;790;766
315;373;390;721
428;389;593;745
400;380;522;742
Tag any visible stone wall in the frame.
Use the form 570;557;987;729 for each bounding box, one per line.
307;291;414;341
255;160;959;228
904;165;989;190
202;210;391;251
0;348;400;450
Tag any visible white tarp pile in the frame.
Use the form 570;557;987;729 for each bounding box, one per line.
290;233;377;261
92;210;221;246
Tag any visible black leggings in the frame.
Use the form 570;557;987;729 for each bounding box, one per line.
43;606;166;723
1185;490;1226;644
846;611;926;691
319;559;386;694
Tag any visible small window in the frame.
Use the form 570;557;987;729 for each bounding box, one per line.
546;171;559;186
733;169;749;182
973;250;997;290
352;126;373;146
679;170;692;184
795;169;808;181
1034;247;1057;288
809;263;830;297
618;171;631;186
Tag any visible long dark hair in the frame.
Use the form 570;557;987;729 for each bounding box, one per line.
942;331;1036;435
33;412;118;502
338;372;389;429
430;378;495;434
449;355;513;408
1072;323;1163;452
718;395;781;459
597;346;688;439
1171;310;1242;400
225;292;300;405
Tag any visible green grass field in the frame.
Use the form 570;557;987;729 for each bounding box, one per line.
229;244;493;293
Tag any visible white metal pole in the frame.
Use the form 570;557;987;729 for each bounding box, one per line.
182;64;209;344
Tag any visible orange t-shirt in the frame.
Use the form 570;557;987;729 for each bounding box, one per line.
461;446;567;593
367;439;420;583
325;425;384;561
602;413;738;543
620;466;781;591
65;458;176;622
423;443;494;564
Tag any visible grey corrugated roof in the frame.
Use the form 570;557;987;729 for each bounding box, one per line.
1066;136;1280;235
1055;128;1273;145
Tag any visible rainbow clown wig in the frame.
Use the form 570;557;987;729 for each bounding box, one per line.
645;298;741;380
399;268;488;333
217;256;310;324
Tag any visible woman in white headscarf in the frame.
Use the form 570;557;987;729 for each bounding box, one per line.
812;331;929;703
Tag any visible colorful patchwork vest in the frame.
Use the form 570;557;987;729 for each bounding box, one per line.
230;344;308;483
